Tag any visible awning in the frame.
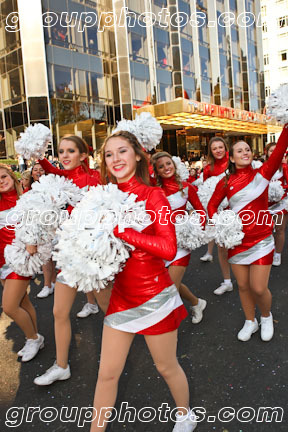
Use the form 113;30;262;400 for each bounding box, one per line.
135;98;282;135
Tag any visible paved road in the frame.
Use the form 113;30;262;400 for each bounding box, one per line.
0;243;287;432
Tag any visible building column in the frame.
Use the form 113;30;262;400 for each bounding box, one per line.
112;0;133;119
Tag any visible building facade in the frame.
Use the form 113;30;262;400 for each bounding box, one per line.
0;0;280;159
261;0;288;141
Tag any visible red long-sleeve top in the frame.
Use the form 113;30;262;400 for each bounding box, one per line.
107;175;187;334
39;158;101;187
161;176;206;227
203;152;229;181
208;125;288;253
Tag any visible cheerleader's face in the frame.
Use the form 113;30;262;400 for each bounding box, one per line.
104;137;141;183
0;169;14;193
211;141;226;160
267;145;276;158
21;177;30;189
230;142;253;168
58;140;87;170
202;160;208;169
155;156;176;179
31;164;45;182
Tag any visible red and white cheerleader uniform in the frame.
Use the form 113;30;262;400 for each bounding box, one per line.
0;189;29;281
203;152;229;181
160;176;206;267
268;163;288;216
208;126;288;265
105;176;187;335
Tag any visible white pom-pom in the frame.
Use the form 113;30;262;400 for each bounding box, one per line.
14;123;52;160
192;173;203;187
268;180;284;202
31;174;83;209
53;183;149;292
175;212;207;250
197;173;228;210
267;84;288;125
172;156;189;181
205;211;244;249
5;241;51;277
4;174;83;276
113;112;163;151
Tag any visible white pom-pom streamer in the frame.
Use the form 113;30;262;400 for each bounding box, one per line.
5;241;52;277
113;112;163;151
205;211;244;249
53;183;149;292
172;156;189;181
267;84;288;125
268;180;284;202
175;212;207;251
192;173;203;187
197;173;228;210
14;123;52;160
251;160;263;169
4;174;83;276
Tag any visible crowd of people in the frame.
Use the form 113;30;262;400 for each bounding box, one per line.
0;117;287;431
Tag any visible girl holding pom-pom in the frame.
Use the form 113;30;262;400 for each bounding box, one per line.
152;151;207;324
38;137;100;311
265;143;288;266
0;165;44;362
200;137;233;295
33;136;110;386
90;131;197;432
207;125;288;342
23;162;57;299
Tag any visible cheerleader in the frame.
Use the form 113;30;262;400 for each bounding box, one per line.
152;151;207;324
34;136;110;386
31;162;45;184
266;143;288;266
90;131;196;432
20;170;32;192
0;165;44;362
207;125;288;342
200;137;233;296
26;162;57;299
38;140;101;314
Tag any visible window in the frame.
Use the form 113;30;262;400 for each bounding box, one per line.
51;18;69;48
278;16;288;28
280;66;288;82
264;54;269;65
86;27;98;55
54;65;72;98
265;86;271;97
280;51;287;61
90;73;106;101
154;27;171;67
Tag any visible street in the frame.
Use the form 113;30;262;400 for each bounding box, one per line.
0;243;287;432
